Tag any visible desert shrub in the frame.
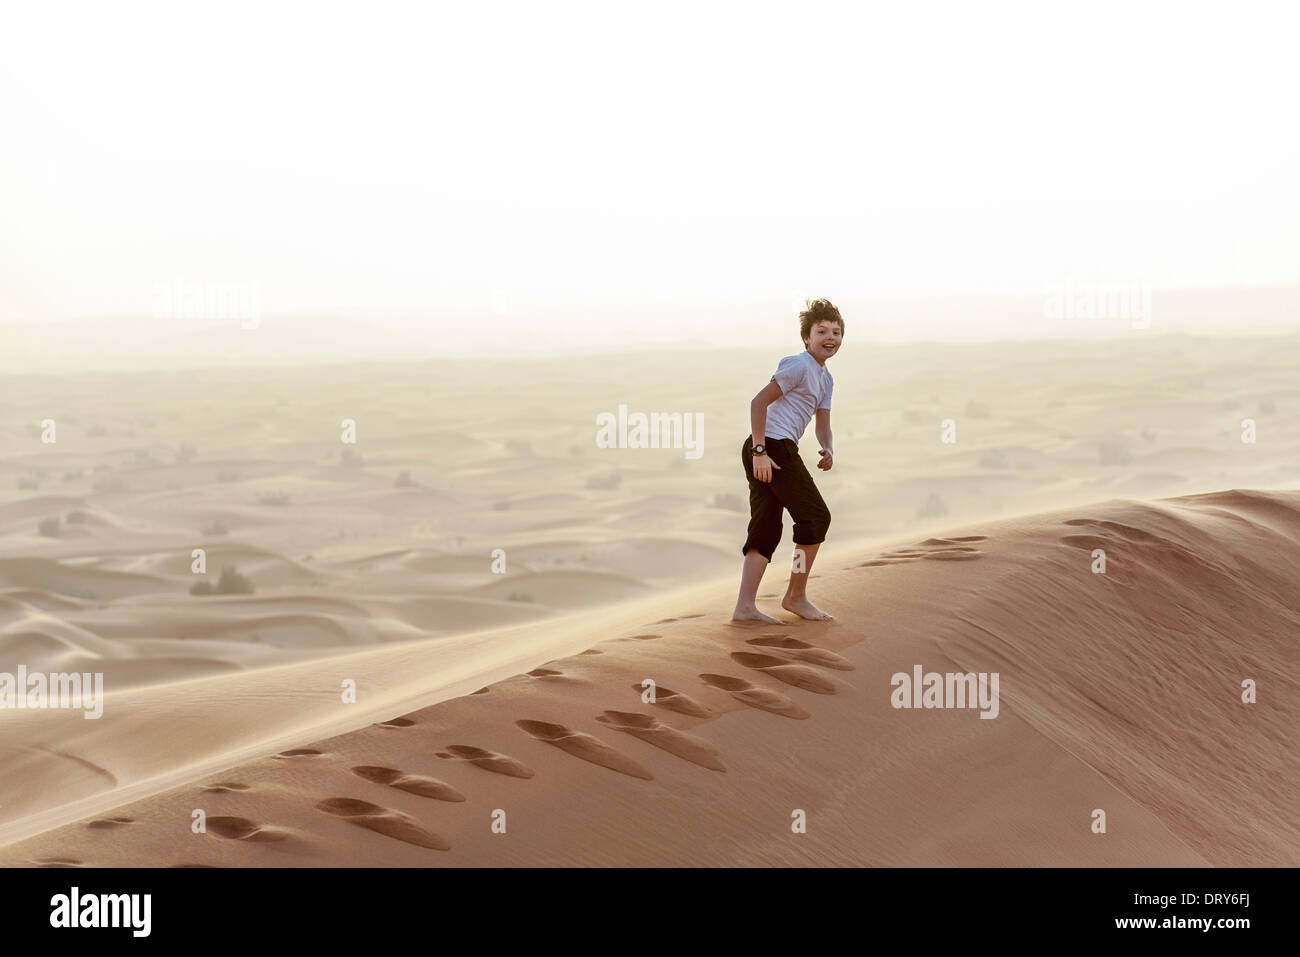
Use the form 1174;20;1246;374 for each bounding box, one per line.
191;565;254;596
977;449;1010;470
1097;440;1132;465
38;515;61;537
215;566;254;594
917;493;948;519
586;471;622;491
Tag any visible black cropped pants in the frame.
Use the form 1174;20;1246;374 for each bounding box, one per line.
740;435;831;561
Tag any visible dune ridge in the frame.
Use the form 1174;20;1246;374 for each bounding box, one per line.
2;488;1295;866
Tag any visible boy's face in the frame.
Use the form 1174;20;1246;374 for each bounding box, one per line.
805;320;842;361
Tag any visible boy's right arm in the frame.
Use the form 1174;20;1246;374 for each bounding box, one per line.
749;380;784;481
751;380;782;447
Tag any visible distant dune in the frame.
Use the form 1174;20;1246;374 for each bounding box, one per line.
2;489;1295;866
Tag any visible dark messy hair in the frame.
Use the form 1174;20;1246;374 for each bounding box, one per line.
799;298;844;341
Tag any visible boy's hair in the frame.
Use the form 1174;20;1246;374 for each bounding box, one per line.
799;298;844;341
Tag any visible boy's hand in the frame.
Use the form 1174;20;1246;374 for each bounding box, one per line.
753;453;781;483
817;448;834;470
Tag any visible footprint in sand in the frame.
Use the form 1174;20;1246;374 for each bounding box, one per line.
898;537;986;561
515;720;653;780
520;666;588;684
86;817;134;829
746;635;855;671
654;618;678;624
728;652;839;694
620;634;661;641
351;765;466;802
273;748;324;759
679;614;704;619
628;682;711;717
921;549;983;561
376;716;417;728
1059;533;1138;585
315;798;450;851
1060;532;1112;551
471;687;491;695
595;711;726;771
579;649;604;656
205;816;291;842
1063;519;1159;543
698;674;810;719
201;782;251;794
435;745;535;779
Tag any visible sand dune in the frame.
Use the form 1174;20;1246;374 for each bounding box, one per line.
3;335;1299;865
2;488;1295;866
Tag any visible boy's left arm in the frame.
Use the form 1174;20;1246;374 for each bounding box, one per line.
815;409;833;470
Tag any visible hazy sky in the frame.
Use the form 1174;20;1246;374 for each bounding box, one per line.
2;0;1298;340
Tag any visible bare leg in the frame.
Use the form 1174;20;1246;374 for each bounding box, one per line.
781;543;833;620
731;549;783;623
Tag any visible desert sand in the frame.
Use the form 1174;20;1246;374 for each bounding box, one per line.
1;332;1298;865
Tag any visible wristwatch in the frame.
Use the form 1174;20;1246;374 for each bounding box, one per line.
753;443;766;455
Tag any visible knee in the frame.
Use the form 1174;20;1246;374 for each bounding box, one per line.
757;519;784;555
798;505;830;543
744;515;783;561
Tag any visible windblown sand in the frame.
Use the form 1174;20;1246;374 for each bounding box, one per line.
1;334;1297;864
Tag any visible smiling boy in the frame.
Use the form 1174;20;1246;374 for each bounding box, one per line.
732;298;841;622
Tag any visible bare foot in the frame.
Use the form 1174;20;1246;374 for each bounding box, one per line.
731;604;784;624
781;596;834;621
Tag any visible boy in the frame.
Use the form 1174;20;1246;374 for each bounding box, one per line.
731;298;841;622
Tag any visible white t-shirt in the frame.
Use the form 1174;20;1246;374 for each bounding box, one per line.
764;350;833;441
